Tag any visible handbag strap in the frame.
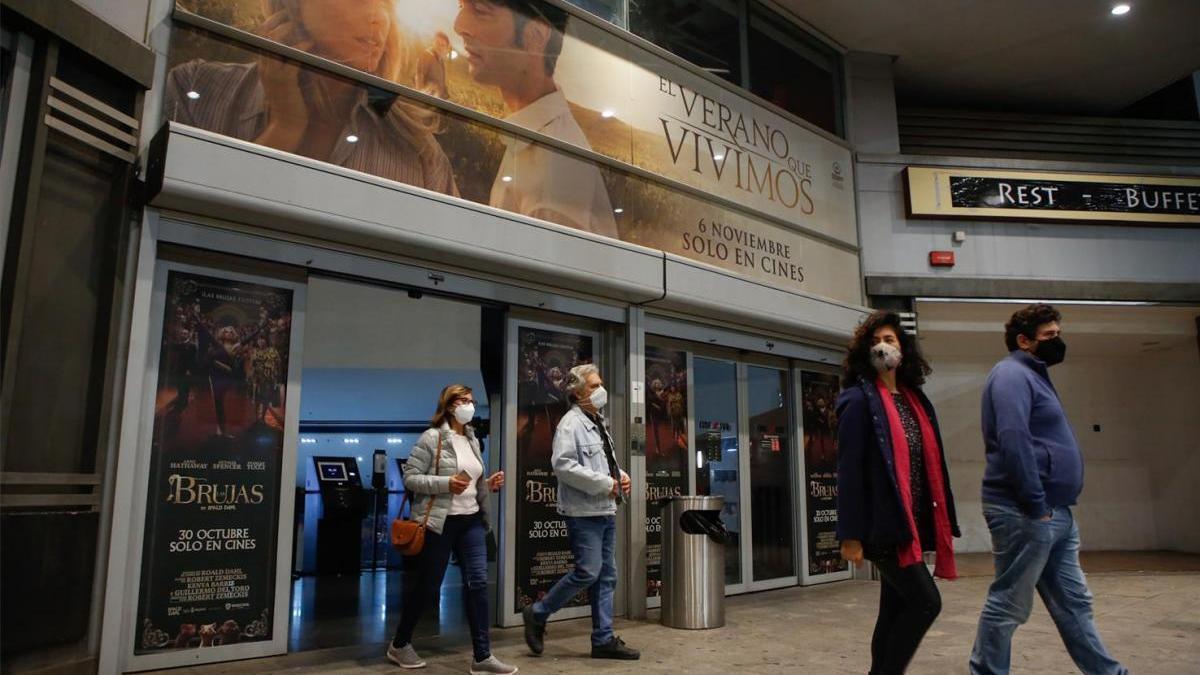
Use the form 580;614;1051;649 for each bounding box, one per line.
419;430;444;527
398;429;444;523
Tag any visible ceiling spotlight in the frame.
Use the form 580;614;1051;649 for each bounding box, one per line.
1111;4;1130;15
186;91;201;100
601;109;616;118
501;175;513;182
613;207;624;214
346;134;359;143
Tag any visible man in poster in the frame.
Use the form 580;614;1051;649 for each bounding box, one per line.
454;0;619;238
522;365;639;660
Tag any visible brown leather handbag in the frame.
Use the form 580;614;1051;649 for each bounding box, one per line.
390;432;444;556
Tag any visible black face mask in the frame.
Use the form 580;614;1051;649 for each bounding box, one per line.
1034;336;1067;366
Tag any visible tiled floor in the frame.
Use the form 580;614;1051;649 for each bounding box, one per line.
150;552;1200;674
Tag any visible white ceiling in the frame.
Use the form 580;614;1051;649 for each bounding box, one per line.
780;0;1200;114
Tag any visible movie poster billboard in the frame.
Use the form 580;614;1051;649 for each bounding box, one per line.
800;371;847;579
514;325;593;611
165;0;862;305
643;345;689;598
136;270;294;654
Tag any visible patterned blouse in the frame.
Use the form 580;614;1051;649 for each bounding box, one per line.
892;392;935;551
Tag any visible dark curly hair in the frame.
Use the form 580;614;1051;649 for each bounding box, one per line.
841;311;931;389
1004;303;1062;351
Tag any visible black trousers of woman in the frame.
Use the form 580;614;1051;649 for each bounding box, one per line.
870;556;942;675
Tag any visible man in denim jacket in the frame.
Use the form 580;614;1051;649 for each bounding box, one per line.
522;364;639;661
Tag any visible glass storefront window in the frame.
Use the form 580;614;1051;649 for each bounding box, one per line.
747;3;842;135
563;0;626;27
746;365;794;581
629;0;743;85
693;356;741;585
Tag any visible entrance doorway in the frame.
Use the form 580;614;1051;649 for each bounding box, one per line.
653;338;802;595
289;276;504;652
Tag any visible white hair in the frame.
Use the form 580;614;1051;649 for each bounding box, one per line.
565;363;599;399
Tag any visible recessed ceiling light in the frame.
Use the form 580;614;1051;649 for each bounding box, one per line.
501;175;513;182
1111;4;1131;15
601;109;616;118
613;207;624;214
186;90;200;100
346;134;359;143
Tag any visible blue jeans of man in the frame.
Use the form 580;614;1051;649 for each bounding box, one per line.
969;504;1127;675
531;515;617;647
393;512;491;662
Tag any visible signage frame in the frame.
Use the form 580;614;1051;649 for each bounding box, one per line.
122;259;306;672
905;166;1200;226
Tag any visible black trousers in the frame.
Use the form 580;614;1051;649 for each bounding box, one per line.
870;556;942;675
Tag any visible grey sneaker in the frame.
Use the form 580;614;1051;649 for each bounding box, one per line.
387;642;426;669
470;655;518;674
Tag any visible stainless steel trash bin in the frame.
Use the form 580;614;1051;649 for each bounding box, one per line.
660;495;726;629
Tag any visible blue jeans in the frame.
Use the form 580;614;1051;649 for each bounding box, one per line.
532;515;617;647
969;504;1127;675
393;512;491;662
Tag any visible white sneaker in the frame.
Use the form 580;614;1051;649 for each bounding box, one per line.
470;655;518;674
387;642;426;669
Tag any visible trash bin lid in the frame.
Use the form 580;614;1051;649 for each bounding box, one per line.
658;494;723;510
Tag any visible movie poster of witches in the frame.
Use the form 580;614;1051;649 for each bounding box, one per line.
643;345;689;598
800;371;847;577
136;270;293;654
514;326;594;610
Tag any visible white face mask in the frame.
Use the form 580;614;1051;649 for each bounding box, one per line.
453;403;475;425
588;386;608;410
870;341;902;373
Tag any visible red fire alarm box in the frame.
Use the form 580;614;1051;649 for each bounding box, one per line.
929;251;955;267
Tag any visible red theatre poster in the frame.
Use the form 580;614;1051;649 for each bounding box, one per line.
644;345;689;598
514;326;593;611
136;270;293;654
801;371;847;577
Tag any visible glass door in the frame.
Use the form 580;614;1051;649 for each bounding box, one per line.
745;364;797;588
692;356;743;590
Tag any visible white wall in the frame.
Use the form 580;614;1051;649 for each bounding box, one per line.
304;276;480;370
74;0;152;43
918;302;1200;553
857;158;1200;285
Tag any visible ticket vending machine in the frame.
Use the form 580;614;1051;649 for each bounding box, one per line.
300;456;365;575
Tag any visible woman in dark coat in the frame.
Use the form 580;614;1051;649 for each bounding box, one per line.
836;311;961;675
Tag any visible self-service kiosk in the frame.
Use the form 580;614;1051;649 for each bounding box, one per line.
300;456;365;575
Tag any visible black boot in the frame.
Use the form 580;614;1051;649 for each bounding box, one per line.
591;636;640;660
521;605;546;656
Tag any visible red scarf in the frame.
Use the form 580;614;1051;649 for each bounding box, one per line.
875;379;957;580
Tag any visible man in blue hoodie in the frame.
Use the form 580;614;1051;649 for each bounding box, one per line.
969;304;1127;675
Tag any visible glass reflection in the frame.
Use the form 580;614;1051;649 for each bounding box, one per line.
747;365;794;581
693;357;740;585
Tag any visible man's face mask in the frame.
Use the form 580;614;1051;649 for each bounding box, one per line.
1035;336;1067;367
870;341;902;373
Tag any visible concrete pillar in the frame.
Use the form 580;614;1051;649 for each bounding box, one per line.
844;52;901;155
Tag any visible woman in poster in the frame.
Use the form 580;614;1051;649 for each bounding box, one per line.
165;0;457;196
835;311;960;675
388;385;514;674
